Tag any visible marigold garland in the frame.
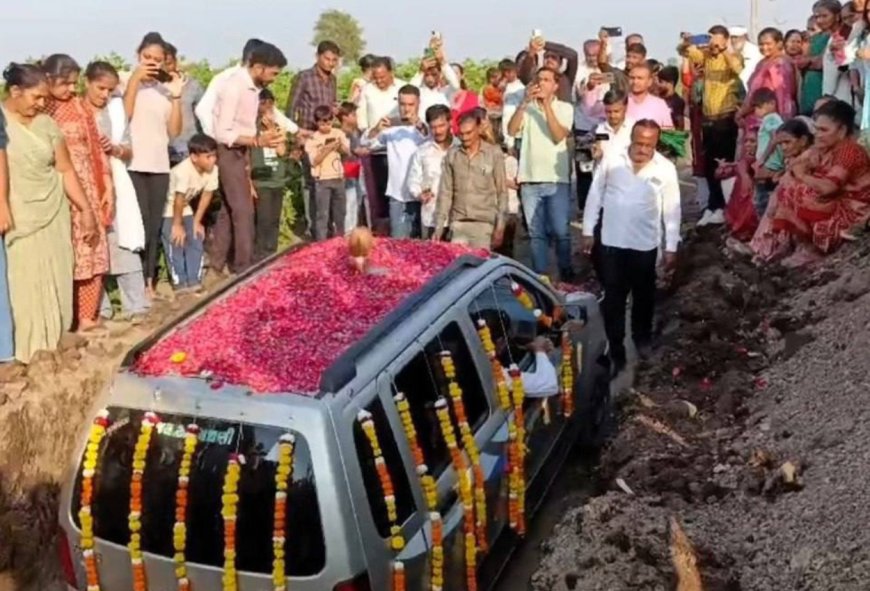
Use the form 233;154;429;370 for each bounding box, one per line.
79;409;111;591
129;412;159;591
173;424;200;591
221;453;243;591
476;318;526;536
560;333;575;418
272;433;295;591
510;281;535;311
508;365;527;535
439;352;488;553
394;392;443;591
434;398;477;591
358;410;405;590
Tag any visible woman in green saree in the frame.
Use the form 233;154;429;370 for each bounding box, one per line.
1;63;98;362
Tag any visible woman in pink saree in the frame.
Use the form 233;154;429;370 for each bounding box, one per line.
737;28;799;128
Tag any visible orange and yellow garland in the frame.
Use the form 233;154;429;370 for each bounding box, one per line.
394;392;443;591
173;424;200;591
129;412;159;591
475;319;527;536
434;398;478;591
560;333;575;418
221;453;243;591
79;409;111;591
272;433;295;591
439;352;488;553
507;365;527;535
358;410;406;591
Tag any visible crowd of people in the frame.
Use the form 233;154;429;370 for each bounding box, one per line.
0;0;868;380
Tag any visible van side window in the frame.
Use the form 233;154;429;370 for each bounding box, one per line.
353;397;416;538
468;275;554;372
393;321;490;478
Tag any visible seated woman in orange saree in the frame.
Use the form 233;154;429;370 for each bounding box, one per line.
768;102;870;266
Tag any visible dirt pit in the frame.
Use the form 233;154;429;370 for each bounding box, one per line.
531;228;870;591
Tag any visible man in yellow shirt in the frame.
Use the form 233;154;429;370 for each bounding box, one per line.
679;25;744;226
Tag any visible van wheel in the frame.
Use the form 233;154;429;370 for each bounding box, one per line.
578;361;615;450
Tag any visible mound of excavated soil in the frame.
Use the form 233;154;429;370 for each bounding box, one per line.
532;229;870;591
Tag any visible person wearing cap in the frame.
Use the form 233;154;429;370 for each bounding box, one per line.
729;26;762;90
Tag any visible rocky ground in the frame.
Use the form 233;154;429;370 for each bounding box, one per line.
530;228;870;591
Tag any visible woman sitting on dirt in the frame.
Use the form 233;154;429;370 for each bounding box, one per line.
717;123;760;243
752;100;870;266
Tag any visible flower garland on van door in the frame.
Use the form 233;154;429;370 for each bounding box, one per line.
507;366;527;535
394;392;443;591
560;333;575;418
272;433;295;591
475;319;526;536
221;453;243;591
79;409;111;591
173;424;200;591
438;351;488;553
434;398;477;591
358;410;406;591
129;412;159;591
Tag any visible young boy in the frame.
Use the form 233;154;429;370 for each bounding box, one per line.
499;146;520;257
656;66;686;130
251;89;291;261
161;133;219;293
752;88;785;216
338;101;369;232
304;105;350;240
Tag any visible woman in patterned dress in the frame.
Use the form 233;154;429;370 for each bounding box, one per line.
42;54;112;333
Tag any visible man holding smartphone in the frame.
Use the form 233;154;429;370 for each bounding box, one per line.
516;32;578;103
507;68;575;281
678;25;744;227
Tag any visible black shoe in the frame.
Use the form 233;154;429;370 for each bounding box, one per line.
610;355;627;379
635;341;654;361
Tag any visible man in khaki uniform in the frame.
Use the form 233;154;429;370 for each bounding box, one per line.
433;112;508;249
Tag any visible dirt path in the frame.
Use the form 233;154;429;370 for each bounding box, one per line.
530;229;870;591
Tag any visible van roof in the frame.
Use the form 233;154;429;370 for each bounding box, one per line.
130;238;488;395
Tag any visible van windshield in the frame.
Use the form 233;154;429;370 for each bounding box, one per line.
70;407;326;576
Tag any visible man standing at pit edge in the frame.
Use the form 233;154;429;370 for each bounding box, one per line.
507;66;574;281
582;120;681;376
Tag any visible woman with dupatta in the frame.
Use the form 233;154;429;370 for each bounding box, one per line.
42;54;112;334
1;63;98;362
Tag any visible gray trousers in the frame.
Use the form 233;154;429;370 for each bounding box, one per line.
100;273;150;318
313;178;347;240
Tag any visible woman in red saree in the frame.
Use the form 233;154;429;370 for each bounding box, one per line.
719;127;760;241
449;63;480;134
42;54;112;332
769;101;870;265
681;59;705;178
737;28;799;129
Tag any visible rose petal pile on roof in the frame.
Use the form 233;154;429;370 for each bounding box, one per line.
134;238;486;394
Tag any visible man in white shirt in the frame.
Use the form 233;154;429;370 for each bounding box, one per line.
363;84;428;238
358;57;407;228
409;37;461;119
507;67;575;280
407;104;455;237
195;39;302;138
582;120;681;374
593;90;635;161
500;59;526;149
729;26;762;90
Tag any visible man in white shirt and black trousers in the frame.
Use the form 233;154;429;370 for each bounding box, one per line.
582;119;681;375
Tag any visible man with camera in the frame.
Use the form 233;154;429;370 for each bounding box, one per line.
410;34;461;119
516;31;578;103
363;85;428;238
507;67;574;280
581;120;681;375
678;26;743;227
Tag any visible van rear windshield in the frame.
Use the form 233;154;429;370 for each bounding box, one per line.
70;407;326;576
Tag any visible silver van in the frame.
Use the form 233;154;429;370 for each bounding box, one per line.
58;242;609;591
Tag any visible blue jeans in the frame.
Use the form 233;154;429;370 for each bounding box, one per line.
521;183;572;275
161;216;204;289
754;183;774;217
0;241;13;361
389;198;422;238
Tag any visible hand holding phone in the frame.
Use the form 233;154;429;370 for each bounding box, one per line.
602;26;622;38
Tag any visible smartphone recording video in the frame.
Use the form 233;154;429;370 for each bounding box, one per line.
689;33;712;46
602;27;623;37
